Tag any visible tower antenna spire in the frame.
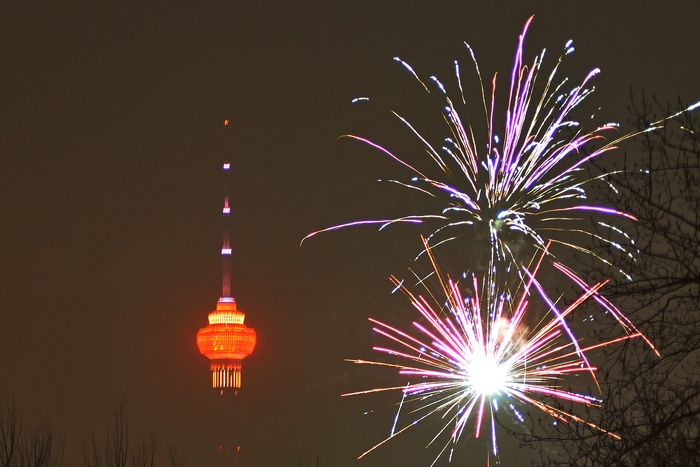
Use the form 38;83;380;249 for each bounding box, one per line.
221;119;232;301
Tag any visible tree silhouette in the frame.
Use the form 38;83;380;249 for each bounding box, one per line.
0;396;64;467
83;403;184;467
0;398;183;467
517;97;700;466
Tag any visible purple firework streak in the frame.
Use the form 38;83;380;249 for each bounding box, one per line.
344;242;655;464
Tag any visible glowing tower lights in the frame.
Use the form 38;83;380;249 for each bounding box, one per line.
197;133;257;394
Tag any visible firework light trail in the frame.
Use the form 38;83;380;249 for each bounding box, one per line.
303;17;699;277
344;242;651;465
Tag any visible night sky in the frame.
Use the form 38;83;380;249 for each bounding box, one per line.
1;1;699;466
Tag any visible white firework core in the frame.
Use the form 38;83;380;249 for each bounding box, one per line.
467;354;508;396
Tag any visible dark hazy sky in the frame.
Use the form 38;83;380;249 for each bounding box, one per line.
1;1;698;466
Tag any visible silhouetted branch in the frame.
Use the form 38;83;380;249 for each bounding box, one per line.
522;95;700;466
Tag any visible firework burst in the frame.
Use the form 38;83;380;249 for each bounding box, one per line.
304;17;698;277
344;243;652;464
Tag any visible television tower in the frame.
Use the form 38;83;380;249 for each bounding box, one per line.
197;121;257;394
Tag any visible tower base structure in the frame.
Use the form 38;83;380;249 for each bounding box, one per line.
211;360;243;389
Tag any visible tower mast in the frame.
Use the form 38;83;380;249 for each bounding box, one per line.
221;159;232;301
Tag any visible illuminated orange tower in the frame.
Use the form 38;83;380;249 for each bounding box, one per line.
197;141;257;393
